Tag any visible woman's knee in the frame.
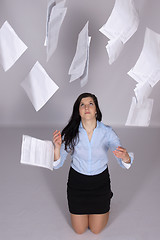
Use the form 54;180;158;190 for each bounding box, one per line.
89;212;109;234
90;228;102;234
71;214;88;234
73;226;88;234
89;223;108;234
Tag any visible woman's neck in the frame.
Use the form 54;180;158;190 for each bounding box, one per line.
81;119;97;132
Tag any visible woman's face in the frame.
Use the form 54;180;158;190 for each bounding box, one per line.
79;97;97;121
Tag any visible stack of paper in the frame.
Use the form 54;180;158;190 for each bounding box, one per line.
44;0;67;61
21;61;59;111
20;135;54;171
99;0;139;64
126;28;160;126
0;21;27;71
68;21;91;87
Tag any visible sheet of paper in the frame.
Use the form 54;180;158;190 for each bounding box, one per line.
125;97;154;127
106;37;124;64
44;0;67;61
21;61;59;111
134;81;152;104
44;0;56;46
0;21;27;71
80;36;91;87
20;135;54;171
99;0;139;64
128;28;160;87
69;21;91;86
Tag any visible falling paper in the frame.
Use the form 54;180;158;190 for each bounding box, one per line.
44;0;67;61
0;21;27;71
134;81;152;104
99;0;139;64
128;28;160;87
106;37;124;65
80;36;91;87
20;135;54;171
69;21;91;87
21;61;59;111
125;97;154;127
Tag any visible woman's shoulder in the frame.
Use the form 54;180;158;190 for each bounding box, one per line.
98;121;112;131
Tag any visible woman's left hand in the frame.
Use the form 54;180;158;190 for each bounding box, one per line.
113;146;130;163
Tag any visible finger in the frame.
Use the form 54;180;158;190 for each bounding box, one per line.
117;146;125;151
113;150;125;159
54;136;61;143
53;135;61;144
53;131;61;143
116;147;126;153
53;131;61;139
53;130;60;136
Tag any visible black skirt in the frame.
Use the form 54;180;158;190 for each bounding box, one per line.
67;167;113;215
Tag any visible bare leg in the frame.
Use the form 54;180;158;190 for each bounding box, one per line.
89;212;109;234
70;214;89;234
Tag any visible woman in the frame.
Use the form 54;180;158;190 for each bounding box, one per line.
53;93;133;234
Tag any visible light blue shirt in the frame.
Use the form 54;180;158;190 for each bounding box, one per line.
53;121;134;175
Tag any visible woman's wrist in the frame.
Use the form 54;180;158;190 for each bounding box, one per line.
54;147;60;161
122;156;131;163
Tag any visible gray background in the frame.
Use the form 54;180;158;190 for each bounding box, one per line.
0;0;160;127
0;0;160;239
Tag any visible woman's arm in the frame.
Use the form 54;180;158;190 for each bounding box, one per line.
53;130;62;161
52;130;68;169
108;127;134;168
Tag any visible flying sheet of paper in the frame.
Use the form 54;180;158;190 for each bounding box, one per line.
20;135;54;171
68;21;91;87
21;61;59;111
125;97;154;127
80;36;91;87
128;28;160;87
99;0;139;64
0;21;27;71
44;0;67;61
134;81;152;104
106;37;124;65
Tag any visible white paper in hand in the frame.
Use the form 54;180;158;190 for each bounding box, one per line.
0;21;27;71
44;0;67;61
20;135;54;170
99;0;139;64
21;61;59;111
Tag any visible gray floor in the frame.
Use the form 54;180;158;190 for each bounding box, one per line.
0;126;160;240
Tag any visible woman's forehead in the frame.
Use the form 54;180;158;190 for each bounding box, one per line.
80;97;94;103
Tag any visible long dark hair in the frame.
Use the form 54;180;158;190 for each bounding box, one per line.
61;93;102;152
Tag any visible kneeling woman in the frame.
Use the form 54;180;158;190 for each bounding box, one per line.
53;93;134;234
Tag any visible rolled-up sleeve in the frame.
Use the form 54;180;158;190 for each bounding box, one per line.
53;142;68;169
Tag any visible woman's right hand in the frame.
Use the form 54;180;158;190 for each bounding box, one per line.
53;130;62;150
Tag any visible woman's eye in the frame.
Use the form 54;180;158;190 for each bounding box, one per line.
80;103;84;107
90;102;93;105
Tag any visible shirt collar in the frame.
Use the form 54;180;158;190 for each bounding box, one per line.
79;120;100;129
